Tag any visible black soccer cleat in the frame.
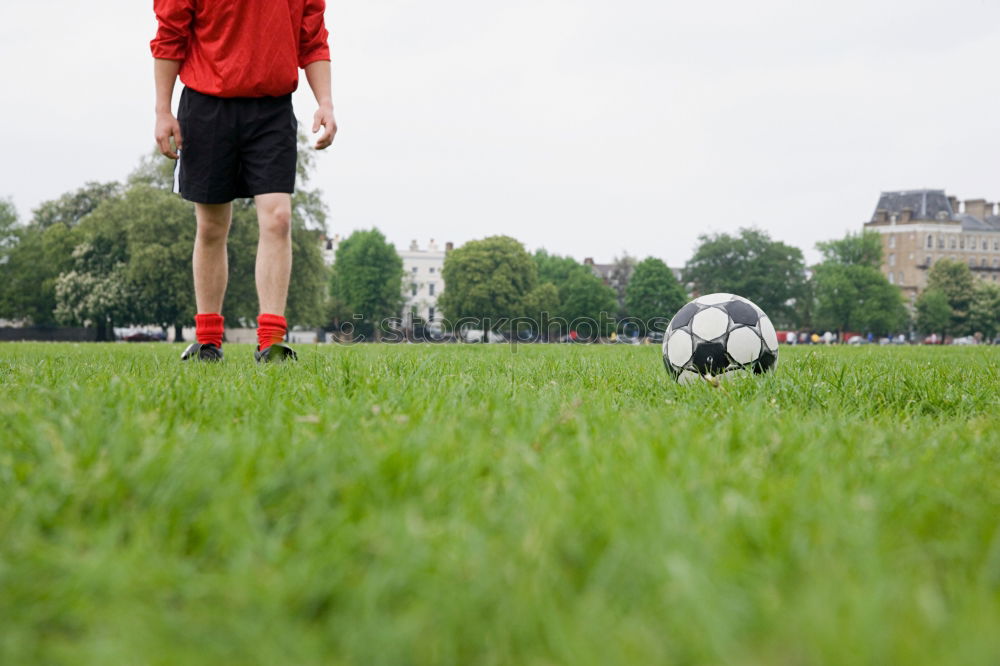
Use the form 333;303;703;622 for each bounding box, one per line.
180;342;224;362
254;342;297;364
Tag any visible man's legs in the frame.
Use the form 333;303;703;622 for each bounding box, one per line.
254;193;293;315
193;202;233;313
254;193;294;354
182;202;232;359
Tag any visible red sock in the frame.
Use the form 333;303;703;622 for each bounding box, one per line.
257;313;287;350
195;313;225;348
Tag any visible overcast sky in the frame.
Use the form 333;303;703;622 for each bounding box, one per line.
1;0;997;266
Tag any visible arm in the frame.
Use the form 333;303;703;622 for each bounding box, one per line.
299;0;334;150
150;0;192;159
154;58;183;159
304;60;337;150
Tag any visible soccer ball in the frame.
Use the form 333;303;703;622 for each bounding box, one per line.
662;293;778;384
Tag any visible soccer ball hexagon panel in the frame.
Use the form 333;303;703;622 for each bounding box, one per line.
662;293;778;382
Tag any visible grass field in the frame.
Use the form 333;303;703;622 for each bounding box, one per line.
1;342;999;665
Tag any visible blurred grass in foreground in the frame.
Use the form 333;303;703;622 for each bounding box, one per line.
1;343;999;665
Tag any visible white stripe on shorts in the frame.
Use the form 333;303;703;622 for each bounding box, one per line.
173;150;182;194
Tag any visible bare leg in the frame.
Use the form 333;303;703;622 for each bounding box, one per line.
193;202;233;313
254;193;293;315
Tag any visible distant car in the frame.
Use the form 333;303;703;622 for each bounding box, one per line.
124;331;164;342
462;329;505;343
952;336;978;346
847;335;867;345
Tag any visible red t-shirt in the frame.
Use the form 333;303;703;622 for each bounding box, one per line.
151;0;330;98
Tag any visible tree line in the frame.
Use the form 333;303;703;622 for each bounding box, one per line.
324;231;687;340
327;226;1000;340
4;158;1000;340
0;144;328;340
914;259;1000;340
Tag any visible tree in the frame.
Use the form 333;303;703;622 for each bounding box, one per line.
51;192;142;340
0;184;123;326
968;282;1000;341
54;265;132;340
330;229;403;338
285;134;332;326
37;182;198;339
0;222;79;325
115;185;197;338
128;149;177;191
0;198;19;298
625;257;688;335
0;197;17;256
534;250;587;290
812;263;907;335
683;228;806;326
915;289;952;337
1;132;333;333
440;236;537;333
0;198;22;320
811;231;907;335
532;249;617;333
815;231;882;268
54;236;135;341
925;259;975;335
42;183;327;338
559;270;617;337
522;282;560;340
287;228;328;327
32;181;123;230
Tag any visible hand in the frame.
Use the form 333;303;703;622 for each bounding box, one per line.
312;104;337;150
155;111;183;159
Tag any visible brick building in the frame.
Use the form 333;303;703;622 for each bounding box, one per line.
863;189;1000;301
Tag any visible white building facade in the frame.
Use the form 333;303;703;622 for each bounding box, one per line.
320;234;341;266
399;239;450;328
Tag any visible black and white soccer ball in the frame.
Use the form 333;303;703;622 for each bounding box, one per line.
662;293;778;384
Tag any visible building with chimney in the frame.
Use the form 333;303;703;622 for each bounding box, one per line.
584;257;684;291
399;239;452;327
863;190;1000;300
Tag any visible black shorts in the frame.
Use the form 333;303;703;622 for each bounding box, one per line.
176;87;297;204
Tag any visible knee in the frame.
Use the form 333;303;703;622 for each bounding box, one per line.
197;216;230;244
261;204;292;238
195;203;232;244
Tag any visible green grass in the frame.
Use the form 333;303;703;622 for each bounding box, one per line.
1;342;999;665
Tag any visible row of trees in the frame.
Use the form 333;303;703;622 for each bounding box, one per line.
439;238;689;337
5;157;999;339
675;228;996;338
915;260;1000;340
0;143;329;339
324;225;1000;340
323;230;688;339
680;228;911;334
431;229;908;338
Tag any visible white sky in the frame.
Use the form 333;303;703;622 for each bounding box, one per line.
0;0;997;266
